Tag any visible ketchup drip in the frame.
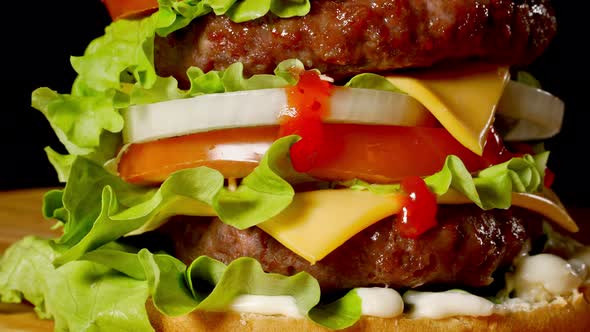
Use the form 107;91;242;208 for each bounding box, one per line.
279;71;334;172
482;126;514;165
398;176;438;238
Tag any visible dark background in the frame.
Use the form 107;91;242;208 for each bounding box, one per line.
2;1;588;207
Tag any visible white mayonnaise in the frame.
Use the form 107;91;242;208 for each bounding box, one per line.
229;295;303;318
228;288;405;319
226;251;590;320
355;287;404;318
403;290;495;319
513;253;585;301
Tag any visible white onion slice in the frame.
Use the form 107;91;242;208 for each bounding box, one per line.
496;81;564;141
122;81;565;145
122;88;429;144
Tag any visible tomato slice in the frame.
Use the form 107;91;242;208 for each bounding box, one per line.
119;127;275;185
118;124;489;185
307;124;488;183
102;0;158;21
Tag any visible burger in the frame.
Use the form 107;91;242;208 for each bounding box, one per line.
1;0;589;331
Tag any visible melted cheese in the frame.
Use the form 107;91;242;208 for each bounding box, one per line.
257;189;404;264
258;189;577;264
438;189;578;232
386;64;510;155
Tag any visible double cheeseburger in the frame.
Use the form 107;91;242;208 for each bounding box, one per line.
2;0;589;331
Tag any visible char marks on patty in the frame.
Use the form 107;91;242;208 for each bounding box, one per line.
154;0;556;87
160;205;542;292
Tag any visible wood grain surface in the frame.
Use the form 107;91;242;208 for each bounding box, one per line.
0;187;588;331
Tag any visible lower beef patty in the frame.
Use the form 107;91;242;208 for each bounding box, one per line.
160;205;542;292
154;0;556;86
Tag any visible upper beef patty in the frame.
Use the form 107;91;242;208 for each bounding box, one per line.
161;205;542;292
155;0;556;86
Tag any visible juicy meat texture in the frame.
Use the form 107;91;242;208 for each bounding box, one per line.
161;205;542;292
155;0;557;86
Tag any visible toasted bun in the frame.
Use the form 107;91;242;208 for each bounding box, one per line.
146;290;590;332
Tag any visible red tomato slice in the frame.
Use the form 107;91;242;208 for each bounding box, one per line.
118;124;489;185
119;127;275;185
307;124;488;183
102;0;158;21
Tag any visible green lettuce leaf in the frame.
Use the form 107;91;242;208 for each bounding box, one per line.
41;189;68;229
32;88;123;156
221;62;291;91
308;290;362;330
52;167;220;266
50;136;298;265
344;73;404;93
426;153;547;209
213;135;297;229
342;153;547;210
128;58;304;105
54;157;152;248
516;71;542;89
1;237;364;331
157;0;310;35
138;250;200;316
44;147;76;183
0;237;154;332
83;248;361;329
129;75;188;105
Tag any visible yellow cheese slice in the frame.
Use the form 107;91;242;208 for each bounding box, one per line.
259;188;578;264
258;189;404;264
386;63;510;155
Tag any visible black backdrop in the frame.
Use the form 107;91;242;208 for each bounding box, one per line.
2;1;588;207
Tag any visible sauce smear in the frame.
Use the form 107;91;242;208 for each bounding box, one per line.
279;71;334;172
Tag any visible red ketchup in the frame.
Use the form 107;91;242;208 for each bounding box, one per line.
279;71;334;172
482;126;514;165
398;176;438;238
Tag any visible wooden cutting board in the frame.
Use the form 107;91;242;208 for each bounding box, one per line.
0;187;589;331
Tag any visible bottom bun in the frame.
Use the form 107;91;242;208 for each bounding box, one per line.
146;289;590;332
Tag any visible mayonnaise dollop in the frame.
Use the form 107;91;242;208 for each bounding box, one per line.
403;290;495;319
230;295;303;318
513;253;585;301
355;287;404;318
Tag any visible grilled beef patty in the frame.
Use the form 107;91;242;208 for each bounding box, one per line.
160;205;542;292
155;0;556;86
